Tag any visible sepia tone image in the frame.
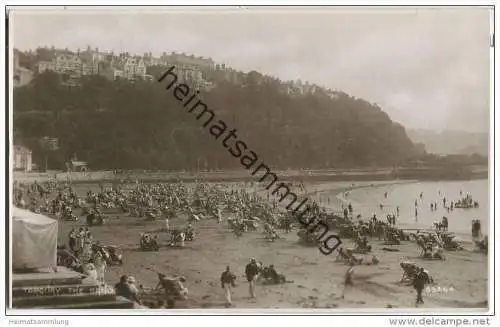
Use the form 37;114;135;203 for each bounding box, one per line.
9;6;491;310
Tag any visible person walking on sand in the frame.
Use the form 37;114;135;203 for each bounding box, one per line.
216;207;223;224
341;261;355;299
220;266;237;307
413;268;427;306
245;258;260;299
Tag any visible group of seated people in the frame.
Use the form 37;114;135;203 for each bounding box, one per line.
260;264;287;284
140;232;159;250
353;235;372;252
336;247;379;266
113;272;190;309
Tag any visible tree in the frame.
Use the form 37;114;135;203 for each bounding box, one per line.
13;69;419;170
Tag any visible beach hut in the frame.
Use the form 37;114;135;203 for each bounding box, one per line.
12;207;58;271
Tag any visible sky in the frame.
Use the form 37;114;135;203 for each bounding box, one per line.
11;7;492;133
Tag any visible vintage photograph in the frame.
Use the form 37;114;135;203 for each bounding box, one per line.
8;6;491;311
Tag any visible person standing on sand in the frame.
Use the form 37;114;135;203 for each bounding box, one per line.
68;228;76;252
341;261;355;299
127;276;141;302
74;228;85;257
93;251;107;286
413;268;427;305
245;258;260;299
164;217;170;232
220;266;237;307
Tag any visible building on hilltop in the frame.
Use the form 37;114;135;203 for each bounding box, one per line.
37;46;107;81
166;52;214;73
100;56;146;81
13;49;34;87
100;56;123;81
123;57;146;80
179;68;202;84
210;64;245;85
37;60;56;73
54;54;82;75
53;47;75;57
13;67;34;87
160;52;170;66
38;53;85;86
101;65;124;81
283;80;304;96
143;52;165;67
87;46;109;62
325;89;340;100
78;47;100;76
280;80;320;96
302;81;319;95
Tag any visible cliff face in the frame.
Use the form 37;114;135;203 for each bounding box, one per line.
14;71;419;170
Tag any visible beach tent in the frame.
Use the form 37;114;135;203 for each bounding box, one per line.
12;207;58;270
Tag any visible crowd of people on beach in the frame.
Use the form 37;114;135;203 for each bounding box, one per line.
12;176;486;308
13;177;307;307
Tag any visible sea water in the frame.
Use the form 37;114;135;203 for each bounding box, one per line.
320;179;489;241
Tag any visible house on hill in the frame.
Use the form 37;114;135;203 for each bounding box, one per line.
13;49;34;87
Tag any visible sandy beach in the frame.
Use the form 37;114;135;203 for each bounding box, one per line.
46;179;489;310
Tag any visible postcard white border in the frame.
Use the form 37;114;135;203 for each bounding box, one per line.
1;1;498;325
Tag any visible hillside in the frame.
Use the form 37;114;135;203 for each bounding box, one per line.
407;129;489;156
13;71;419;170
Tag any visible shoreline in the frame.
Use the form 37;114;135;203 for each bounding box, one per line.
12;171;486;239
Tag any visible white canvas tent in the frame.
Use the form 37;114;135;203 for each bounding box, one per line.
12;207;58;271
